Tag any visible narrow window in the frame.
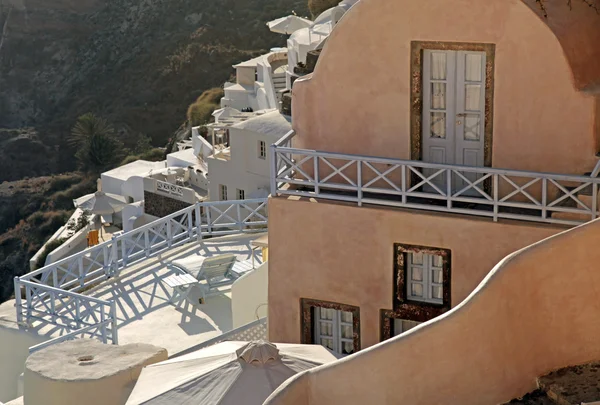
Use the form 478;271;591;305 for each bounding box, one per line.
258;140;267;159
219;184;228;201
406;252;444;304
237;189;245;200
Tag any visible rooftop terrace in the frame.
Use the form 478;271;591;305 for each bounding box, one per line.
1;233;263;355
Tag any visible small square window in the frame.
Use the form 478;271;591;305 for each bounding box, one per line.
303;299;360;357
258;140;267;159
393;319;422;337
406;251;445;305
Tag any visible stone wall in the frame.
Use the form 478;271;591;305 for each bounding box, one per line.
144;191;191;218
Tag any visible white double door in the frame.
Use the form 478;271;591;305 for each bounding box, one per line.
421;49;486;194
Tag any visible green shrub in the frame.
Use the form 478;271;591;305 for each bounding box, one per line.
120;148;166;166
49;178;97;210
140;148;166;161
35;237;68;269
38;211;70;235
27;211;46;226
46;174;82;194
186;88;224;126
308;0;338;16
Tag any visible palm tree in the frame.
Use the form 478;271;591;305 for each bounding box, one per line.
69;113;126;173
68;113;115;147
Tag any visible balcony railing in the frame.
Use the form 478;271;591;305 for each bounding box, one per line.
270;131;600;226
15;199;268;349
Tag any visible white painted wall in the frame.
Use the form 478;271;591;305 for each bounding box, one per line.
121;176;145;202
231;262;268;328
237;66;256;86
0;325;48;403
44;223;92;266
206;114;289;202
121;202;145;233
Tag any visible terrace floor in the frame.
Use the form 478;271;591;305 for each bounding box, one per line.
0;233;264;356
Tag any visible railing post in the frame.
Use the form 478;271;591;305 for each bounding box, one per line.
187;208;194;240
167;219;173;248
103;244;109;274
493;174;499;222
78;256;84;289
357;160;363;207
144;229;150;258
401;165;407;204
110;235;119;277
446;169;452;209
52;267;58;288
270;144;277;197
206;206;213;236
593;182;598;220
100;305;107;343
195;204;203;242
76;299;82;330
121;236;128;267
542;178;548;220
314;156;320;195
237;203;243;231
14;277;23;324
110;300;119;345
25;284;32;320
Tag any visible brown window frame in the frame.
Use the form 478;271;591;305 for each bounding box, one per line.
300;298;361;354
381;243;452;342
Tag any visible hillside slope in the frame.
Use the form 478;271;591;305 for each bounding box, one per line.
0;0;308;179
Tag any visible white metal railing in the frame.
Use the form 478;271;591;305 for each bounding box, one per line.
16;279;118;348
271;132;600;226
15;199;268;348
29;319;115;354
156;180;184;197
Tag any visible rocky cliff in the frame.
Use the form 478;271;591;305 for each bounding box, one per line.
0;0;307;179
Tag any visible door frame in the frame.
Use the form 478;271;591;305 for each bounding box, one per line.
410;41;496;167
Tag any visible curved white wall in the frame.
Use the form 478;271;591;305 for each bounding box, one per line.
231;262;268;328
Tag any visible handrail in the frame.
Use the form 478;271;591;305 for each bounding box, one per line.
29;318;114;354
15;198;269;350
271;132;600;226
273;130;296;147
276;145;600;183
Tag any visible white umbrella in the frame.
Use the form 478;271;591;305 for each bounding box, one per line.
126;340;340;405
73;191;127;215
267;15;312;35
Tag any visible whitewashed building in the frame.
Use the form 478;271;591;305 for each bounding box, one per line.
206;109;291;202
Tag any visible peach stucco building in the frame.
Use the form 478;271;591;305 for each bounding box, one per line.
265;0;600;402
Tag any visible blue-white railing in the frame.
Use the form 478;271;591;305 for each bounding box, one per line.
16;199;268;349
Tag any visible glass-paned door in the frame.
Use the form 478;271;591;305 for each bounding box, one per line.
422;49;486;195
313;307;354;356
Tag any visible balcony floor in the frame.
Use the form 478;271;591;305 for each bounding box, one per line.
0;233;264;356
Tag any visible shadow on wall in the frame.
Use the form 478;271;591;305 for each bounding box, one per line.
264;218;600;405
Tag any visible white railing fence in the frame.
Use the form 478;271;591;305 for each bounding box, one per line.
271;132;600;226
16;199;268;349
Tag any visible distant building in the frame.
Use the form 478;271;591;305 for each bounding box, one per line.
205;109;291;201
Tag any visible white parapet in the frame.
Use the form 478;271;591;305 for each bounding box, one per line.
23;339;167;405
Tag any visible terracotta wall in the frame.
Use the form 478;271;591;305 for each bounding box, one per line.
292;0;599;176
265;209;600;405
268;197;564;348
